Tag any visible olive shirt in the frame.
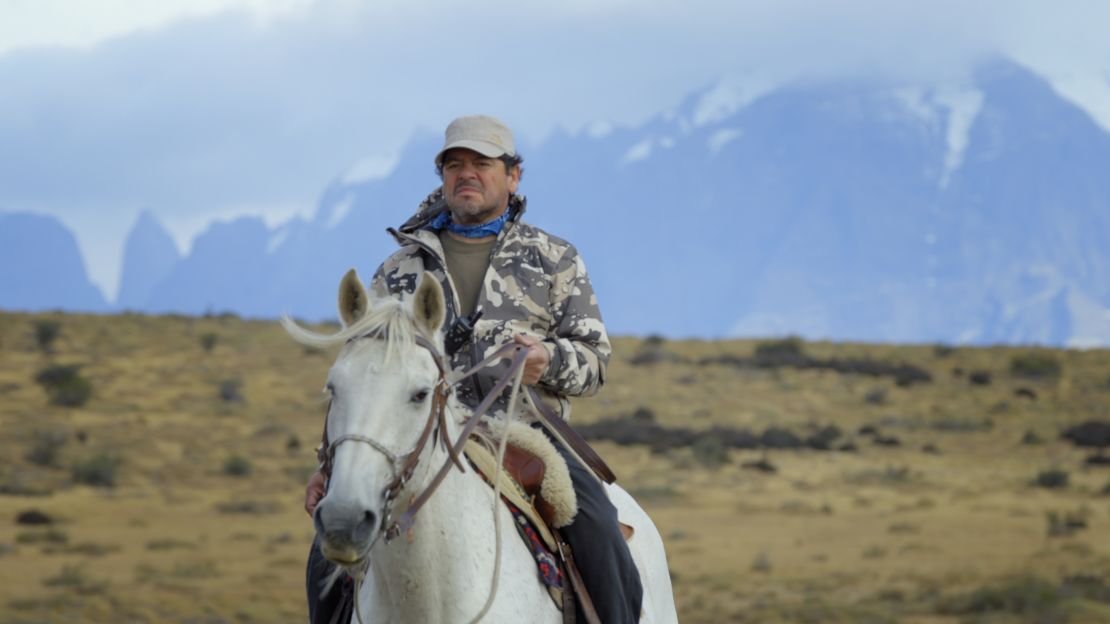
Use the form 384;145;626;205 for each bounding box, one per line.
437;230;495;318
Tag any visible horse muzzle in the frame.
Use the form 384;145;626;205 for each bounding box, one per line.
315;499;380;564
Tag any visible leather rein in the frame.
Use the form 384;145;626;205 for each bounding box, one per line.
318;331;529;544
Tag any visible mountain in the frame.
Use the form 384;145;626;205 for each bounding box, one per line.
18;59;1110;345
117;210;181;309
0;212;107;312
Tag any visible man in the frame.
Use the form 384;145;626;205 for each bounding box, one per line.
305;114;642;623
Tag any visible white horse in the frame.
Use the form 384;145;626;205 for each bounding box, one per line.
283;271;677;623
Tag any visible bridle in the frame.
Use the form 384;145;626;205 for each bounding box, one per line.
319;331;529;544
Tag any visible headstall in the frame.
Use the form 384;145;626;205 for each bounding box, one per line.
319;330;529;543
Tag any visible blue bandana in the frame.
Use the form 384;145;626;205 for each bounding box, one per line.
427;209;509;238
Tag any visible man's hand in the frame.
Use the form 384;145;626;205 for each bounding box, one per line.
305;470;326;517
513;333;550;386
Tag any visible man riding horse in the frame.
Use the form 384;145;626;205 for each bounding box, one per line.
304;114;643;623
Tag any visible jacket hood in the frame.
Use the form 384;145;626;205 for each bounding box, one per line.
397;187;527;234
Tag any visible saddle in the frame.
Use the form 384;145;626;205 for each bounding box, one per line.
464;421;620;624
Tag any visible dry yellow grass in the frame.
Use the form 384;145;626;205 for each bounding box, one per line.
2;311;1110;623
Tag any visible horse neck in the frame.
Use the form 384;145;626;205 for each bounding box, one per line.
368;418;503;618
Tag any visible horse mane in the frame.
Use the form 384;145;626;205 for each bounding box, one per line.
280;297;438;364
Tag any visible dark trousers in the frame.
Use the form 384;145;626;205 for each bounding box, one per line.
306;536;351;624
305;439;644;624
552;434;644;624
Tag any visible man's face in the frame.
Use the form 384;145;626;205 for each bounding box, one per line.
441;148;520;225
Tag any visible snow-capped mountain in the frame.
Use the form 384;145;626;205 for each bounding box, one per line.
5;60;1109;345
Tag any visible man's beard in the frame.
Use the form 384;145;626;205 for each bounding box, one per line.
447;192;506;225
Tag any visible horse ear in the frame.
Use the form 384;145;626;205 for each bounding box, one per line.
412;274;446;336
338;268;370;327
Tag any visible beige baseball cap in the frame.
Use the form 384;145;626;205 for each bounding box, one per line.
435;115;516;167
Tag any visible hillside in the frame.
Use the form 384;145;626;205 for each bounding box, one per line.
1;311;1110;622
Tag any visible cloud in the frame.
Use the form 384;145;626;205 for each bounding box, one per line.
2;0;1110;298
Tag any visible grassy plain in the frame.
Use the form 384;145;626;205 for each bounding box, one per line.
1;311;1110;623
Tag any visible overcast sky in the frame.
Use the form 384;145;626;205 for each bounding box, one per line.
2;0;1109;299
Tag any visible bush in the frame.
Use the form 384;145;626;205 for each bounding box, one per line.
42;565;108;595
1010;352;1062;379
1033;468;1069;489
223;454;252;477
34;364;93;407
939;575;1062;616
199;332;219;353
751;551;772;573
968;370;992;386
864;388;887;405
933;344;956;358
33;320;61;353
691;434;730;468
1021;430;1045;445
218;379;244;403
755;336;805;360
16;528;68;544
26;429;68;467
1046;509;1088;537
71;452;121;487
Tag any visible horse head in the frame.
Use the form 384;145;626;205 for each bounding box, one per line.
283;269;450;568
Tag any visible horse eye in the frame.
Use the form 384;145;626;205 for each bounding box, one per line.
410;389;430;404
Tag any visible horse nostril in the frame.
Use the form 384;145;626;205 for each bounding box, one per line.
353;509;377;544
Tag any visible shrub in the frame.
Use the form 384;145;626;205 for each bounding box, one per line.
286;434;301;454
146;538;197;551
1046;509;1088;537
933;344;956;358
16;509;54;525
968;370;992;386
864;388;887;405
42;565;108;595
930;417;993;433
25;429;68;467
34;364;93;407
218;379;244;403
939;575;1062;616
71;452;121;487
1033;468;1068;489
33;320;61;353
199;332;219;353
755;336;805;359
751;551;772;573
1010;352;1062;379
223;454;252;477
215;500;281;515
1021;430;1045;445
16;528;68;544
691;434;730;468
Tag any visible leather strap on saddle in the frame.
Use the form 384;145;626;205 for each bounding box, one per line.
527;387;617;484
557;539;602;624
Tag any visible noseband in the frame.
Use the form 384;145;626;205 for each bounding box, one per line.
320;331;529;543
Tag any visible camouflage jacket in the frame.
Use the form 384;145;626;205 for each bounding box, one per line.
369;188;611;421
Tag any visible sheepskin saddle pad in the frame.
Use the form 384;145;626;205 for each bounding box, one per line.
464;421;577;551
